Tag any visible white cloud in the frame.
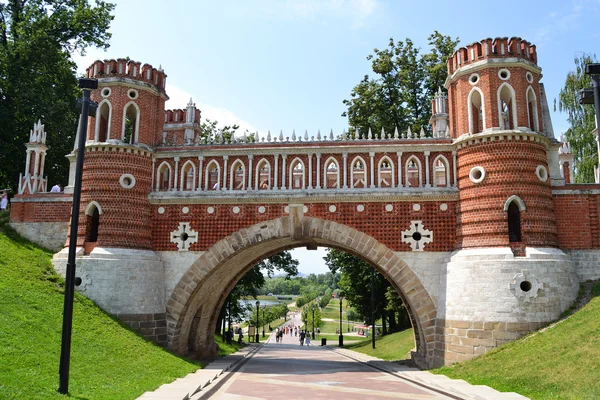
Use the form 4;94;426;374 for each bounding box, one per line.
534;2;586;43
166;84;259;135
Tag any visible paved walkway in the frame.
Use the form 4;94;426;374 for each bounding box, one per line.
138;314;529;400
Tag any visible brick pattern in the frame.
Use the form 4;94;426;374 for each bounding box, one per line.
153;201;456;252
77;147;153;249
434;319;544;366
117;312;167;346
457;138;558;248
554;193;600;249
9;194;72;222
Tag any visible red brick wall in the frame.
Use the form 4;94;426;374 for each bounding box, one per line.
553;190;600;249
152;201;457;252
457;139;558;248
77;146;153;249
9;194;72;222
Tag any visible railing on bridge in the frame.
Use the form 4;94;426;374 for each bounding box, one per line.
150;127;457;198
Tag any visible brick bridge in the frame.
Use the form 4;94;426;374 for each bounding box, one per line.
9;36;600;368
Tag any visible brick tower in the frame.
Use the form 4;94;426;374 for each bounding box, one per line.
54;59;171;344
435;38;579;366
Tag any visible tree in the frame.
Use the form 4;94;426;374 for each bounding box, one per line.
0;0;115;191
343;31;458;138
557;54;598;183
324;248;409;335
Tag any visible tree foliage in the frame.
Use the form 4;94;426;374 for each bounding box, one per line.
324;248;410;334
557;54;599;183
0;0;115;191
342;31;458;138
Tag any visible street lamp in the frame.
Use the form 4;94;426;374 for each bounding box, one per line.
58;78;98;394
580;64;600;142
338;295;344;347
255;301;260;343
262;305;266;338
311;305;316;340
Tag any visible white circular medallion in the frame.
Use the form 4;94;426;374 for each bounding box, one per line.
413;204;421;211
357;204;365;212
329;205;337;213
207;206;215;214
469;166;486;184
303;206;308;213
119;174;136;189
440;203;448;211
182;206;189;214
158;207;165;214
498;69;510;80
385;204;394;212
284;206;289;214
232;206;240;214
535;165;548;182
258;206;266;214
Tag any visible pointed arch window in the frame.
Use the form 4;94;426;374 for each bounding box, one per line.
468;88;485;134
351;157;367;188
230;160;246;190
405;156;422;187
324;158;340;189
84;202;102;243
378;156;394;188
255;159;271;190
156;162;172;191
95;100;111;142
504;195;526;243
498;84;517;130
122;102;140;144
206;161;220;190
290;158;305;189
432;155;450;187
526;86;539;132
180;161;196;191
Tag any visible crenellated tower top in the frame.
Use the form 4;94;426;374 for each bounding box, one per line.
86;59;168;93
447;37;537;76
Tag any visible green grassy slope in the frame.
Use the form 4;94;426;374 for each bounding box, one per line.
346;328;415;360
435;283;600;399
0;217;201;400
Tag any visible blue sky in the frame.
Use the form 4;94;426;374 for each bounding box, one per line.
75;0;600;274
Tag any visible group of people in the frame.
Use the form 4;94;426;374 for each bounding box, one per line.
0;183;62;213
271;324;313;346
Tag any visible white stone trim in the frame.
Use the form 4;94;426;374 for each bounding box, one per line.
504;195;526;211
119;174;136;189
469;166;486;183
85;201;103;216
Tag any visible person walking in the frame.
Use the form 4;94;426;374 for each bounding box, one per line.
299;330;305;346
0;191;8;212
305;332;311;346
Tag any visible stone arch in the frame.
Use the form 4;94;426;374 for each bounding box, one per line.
323;157;340;189
289;157;305;189
121;101;141;144
94;99;112;142
166;216;437;368
350;155;367;188
180;160;196;191
503;195;526;211
467;87;486;134
405;155;422;188
432;155;450;188
497;82;518;130
377;155;394;188
156;161;172;191
526;86;539;132
229;159;246;190
255;158;271;190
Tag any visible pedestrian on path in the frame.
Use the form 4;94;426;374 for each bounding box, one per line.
305;332;311;346
1;191;8;212
299;330;305;346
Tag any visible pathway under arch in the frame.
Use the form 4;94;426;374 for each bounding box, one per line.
166;215;438;368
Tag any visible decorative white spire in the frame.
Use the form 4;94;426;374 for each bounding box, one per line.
394;126;399;139
317;129;321;140
304;130;308;141
292;130;296;141
419;127;425;138
267;130;272;142
29;119;47;144
407;127;412;138
368;127;373;140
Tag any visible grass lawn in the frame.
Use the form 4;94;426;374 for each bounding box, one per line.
0;216;204;399
345;329;415;361
433;282;600;399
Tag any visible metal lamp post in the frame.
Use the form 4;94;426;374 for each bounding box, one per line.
311;305;316;340
255;301;260;343
579;64;600;137
262;306;265;338
338;295;344;347
58;78;98;394
371;268;376;350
